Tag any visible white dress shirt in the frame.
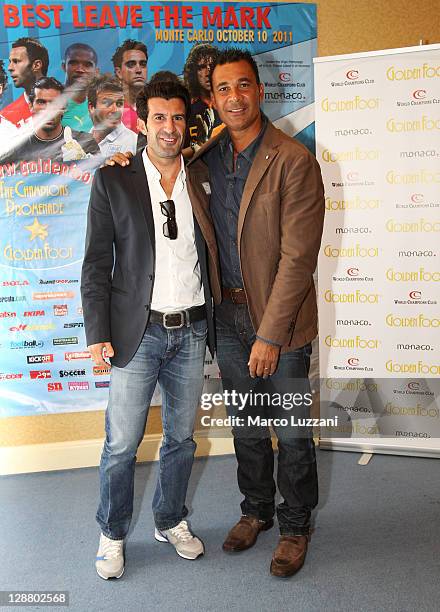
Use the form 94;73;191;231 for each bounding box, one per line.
142;148;205;313
95;122;137;158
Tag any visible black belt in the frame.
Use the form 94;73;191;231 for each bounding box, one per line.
149;304;206;329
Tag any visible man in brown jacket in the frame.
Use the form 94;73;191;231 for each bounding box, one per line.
190;48;325;577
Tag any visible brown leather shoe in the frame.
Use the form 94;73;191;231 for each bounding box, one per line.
270;535;308;577
222;515;274;552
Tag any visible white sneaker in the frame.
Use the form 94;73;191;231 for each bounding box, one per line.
155;520;204;560
95;533;125;579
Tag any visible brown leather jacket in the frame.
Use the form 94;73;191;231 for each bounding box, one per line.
191;121;325;351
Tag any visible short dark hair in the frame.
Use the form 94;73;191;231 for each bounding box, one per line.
87;74;123;107
149;70;182;86
111;39;148;69
209;47;260;88
183;43;219;99
136;80;191;122
0;59;7;90
12;37;49;76
29;76;64;104
64;43;98;66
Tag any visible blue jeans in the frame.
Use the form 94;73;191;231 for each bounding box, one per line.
216;301;318;536
96;318;207;539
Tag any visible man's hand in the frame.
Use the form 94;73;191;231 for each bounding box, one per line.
105;151;133;167
88;342;114;367
248;339;280;378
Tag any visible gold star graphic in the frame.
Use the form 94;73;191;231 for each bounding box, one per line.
25;218;49;241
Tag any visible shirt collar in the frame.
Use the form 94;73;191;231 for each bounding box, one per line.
219;113;268;163
142;148;186;184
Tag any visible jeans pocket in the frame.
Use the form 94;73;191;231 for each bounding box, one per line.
303;343;312;358
190;319;208;338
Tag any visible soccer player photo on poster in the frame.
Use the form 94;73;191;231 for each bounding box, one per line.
0;1;317;417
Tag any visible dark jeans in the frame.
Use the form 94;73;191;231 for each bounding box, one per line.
216;301;318;536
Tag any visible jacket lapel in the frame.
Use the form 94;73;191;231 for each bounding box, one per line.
186;164;218;263
189;123;286;255
237;124;280;245
187;134;221;240
129;152;155;252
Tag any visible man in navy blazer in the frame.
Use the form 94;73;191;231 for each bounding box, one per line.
81;79;221;579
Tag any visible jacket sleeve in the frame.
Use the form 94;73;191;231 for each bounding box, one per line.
256;149;324;346
80;168;115;346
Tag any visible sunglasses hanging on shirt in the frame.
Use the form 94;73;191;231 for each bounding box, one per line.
160;199;178;240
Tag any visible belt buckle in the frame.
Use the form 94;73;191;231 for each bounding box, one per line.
230;288;242;305
163;311;185;329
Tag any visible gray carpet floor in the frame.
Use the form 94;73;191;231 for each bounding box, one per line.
1;449;439;612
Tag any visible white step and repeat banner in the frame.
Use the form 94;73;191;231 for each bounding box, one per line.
314;44;440;457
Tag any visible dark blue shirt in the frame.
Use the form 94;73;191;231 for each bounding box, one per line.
204;117;268;288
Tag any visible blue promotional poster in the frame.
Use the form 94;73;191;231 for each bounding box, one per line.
0;1;317;416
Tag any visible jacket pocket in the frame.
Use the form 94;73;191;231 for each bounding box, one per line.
111;286;128;296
